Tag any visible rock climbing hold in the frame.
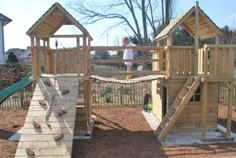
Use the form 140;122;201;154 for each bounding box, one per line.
33;121;41;129
61;89;70;95
58;109;67;116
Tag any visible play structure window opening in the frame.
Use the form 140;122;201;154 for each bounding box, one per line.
190;87;201;102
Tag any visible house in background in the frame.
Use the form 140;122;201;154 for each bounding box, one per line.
0;13;12;64
5;48;31;64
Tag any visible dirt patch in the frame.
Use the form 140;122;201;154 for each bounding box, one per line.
1;106;236;158
72;106;236;158
0;109;27;158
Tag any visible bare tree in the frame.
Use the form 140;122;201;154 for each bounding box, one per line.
68;0;175;45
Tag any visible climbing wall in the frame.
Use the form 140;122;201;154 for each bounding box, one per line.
15;77;78;158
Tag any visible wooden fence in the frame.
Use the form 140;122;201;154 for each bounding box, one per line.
218;82;236;105
0;84;32;109
92;82;151;106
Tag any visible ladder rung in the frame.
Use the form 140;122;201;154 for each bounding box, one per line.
172;105;178;110
179;96;184;100
160;124;165;129
185;86;191;89
166;114;171;120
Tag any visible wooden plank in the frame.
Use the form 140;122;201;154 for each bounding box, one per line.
209;48;216;76
16;77;78;158
20;134;72;141
216;48;223;76
201;80;208;140
227;81;233;136
25;116;76;123
18;140;73;148
16;148;71;156
223;48;229;76
15;156;70;158
194;1;199;76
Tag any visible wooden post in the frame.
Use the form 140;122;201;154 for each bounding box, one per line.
203;46;208;78
156;41;161;71
226;81;233;137
45;38;50;73
36;38;41;76
194;1;199;77
76;36;80;47
166;36;172;46
83;34;87;75
215;35;220;44
30;37;35;77
201;79;208;140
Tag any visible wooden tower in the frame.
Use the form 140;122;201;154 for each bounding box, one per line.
152;2;235;142
26;3;93;135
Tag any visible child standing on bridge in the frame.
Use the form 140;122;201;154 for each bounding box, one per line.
123;37;135;80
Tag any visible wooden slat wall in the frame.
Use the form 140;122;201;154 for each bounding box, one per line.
171;81;218;129
45;49;84;74
202;46;234;78
152;80;163;121
168;46;195;76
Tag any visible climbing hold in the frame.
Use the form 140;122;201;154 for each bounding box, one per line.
33;121;41;129
26;148;35;156
61;89;70;95
58;109;67;116
43;80;51;86
39;100;46;106
54;133;64;141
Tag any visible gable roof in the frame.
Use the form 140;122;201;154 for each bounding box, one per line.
155;6;223;41
26;2;93;40
0;13;12;26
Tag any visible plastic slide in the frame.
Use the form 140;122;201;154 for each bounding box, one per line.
0;72;32;104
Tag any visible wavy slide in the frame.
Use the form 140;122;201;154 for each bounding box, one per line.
0;72;32;104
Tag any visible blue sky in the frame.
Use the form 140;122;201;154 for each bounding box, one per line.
0;0;236;50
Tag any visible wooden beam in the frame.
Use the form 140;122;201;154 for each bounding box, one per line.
52;34;84;38
91;70;167;76
194;1;199;76
91;59;165;64
226;81;233;137
90;46;162;51
201;80;208;140
181;22;195;37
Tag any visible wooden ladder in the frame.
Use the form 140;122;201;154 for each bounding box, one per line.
155;76;200;141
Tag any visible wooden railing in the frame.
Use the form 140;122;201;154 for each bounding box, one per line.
198;45;235;79
31;45;236;79
90;46;167;76
45;48;86;74
166;46;195;77
31;47;90;77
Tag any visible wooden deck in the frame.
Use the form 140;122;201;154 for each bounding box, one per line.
15;77;79;158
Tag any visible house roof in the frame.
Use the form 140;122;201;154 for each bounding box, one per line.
155;6;223;41
26;2;93;40
0;13;12;26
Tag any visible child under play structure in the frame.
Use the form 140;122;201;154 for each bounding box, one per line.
122;37;135;80
143;89;151;112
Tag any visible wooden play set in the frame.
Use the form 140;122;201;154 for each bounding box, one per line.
14;2;235;158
